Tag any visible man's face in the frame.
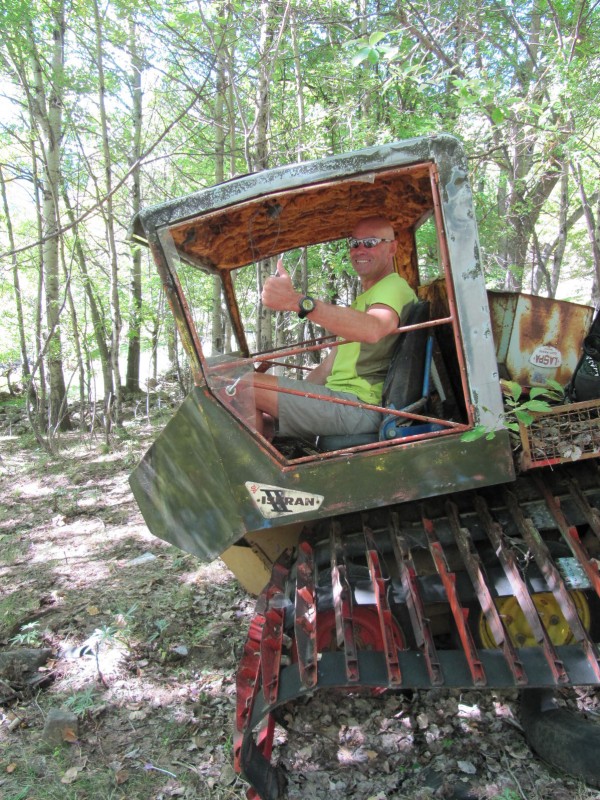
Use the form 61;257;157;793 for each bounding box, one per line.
349;220;397;288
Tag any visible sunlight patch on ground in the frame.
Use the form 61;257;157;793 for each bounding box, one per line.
15;479;55;498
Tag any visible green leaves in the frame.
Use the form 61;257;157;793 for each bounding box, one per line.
460;425;496;442
349;31;399;67
462;379;565;443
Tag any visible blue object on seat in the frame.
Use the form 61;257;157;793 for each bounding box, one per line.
382;420;445;439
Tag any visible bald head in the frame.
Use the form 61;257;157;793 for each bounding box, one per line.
351;217;395;240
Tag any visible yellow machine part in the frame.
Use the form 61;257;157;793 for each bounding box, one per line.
479;591;591;648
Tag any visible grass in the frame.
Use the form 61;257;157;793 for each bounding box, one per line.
0;589;39;639
0;534;30;565
2;755;165;800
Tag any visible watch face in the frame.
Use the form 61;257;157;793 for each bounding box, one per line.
300;297;315;312
298;296;315;318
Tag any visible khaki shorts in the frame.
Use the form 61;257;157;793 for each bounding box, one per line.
277;377;382;439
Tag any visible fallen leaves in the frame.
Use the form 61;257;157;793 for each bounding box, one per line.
61;766;81;784
60;758;88;785
61;726;78;743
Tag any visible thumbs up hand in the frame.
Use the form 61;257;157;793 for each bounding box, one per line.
262;256;299;311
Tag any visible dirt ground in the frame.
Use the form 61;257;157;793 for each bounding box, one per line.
1;401;600;800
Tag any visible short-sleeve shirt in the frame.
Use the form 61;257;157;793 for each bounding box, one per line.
325;272;417;405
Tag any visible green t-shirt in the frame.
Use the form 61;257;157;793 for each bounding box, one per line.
325;272;417;405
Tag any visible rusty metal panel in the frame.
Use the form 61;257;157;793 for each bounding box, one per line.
130;383;515;563
488;291;594;387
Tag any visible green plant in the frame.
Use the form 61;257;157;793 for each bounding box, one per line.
190;623;210;645
9;620;42;646
148;618;169;643
63;688;100;716
96;603;138;648
492;789;520;800
462;379;564;442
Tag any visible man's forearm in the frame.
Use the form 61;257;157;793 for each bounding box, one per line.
303;298;394;344
261;259;400;343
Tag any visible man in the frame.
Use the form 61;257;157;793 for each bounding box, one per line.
252;216;417;439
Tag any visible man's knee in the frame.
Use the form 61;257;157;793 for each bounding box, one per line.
253;373;280;417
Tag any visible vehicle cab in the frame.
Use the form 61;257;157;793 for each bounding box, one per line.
129;135;514;585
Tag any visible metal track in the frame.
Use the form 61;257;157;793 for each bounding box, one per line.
234;461;600;800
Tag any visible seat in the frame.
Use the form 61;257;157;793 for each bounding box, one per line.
318;300;436;451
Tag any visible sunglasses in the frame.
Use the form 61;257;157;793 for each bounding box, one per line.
348;237;394;249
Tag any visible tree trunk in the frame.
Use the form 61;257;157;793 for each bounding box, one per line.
93;0;122;428
254;0;277;353
25;2;71;431
290;8;306;163
572;161;600;305
0;166;34;401
125;18;143;395
61;254;86;430
30;155;48;428
212;39;227;355
62;186;114;404
550;169;569;298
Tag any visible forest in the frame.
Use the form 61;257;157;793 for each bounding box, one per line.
1;0;599;445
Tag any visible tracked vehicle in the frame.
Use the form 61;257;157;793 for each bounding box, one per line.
129;135;600;800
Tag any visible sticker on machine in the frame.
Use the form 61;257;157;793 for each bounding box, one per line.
245;481;324;519
529;345;562;368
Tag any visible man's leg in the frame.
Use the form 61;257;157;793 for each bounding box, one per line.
253;373;280;436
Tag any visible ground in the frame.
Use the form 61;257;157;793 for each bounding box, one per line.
1;400;600;800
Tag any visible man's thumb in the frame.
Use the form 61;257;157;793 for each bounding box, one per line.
276;257;289;277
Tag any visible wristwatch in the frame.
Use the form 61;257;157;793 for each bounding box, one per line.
298;295;316;319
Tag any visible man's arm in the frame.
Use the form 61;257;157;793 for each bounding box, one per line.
262;260;399;343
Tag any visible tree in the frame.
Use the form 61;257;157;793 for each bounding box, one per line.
350;0;600;299
4;0;72;431
0;0;598;449
125;15;145;394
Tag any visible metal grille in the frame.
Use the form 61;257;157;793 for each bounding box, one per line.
520;399;600;469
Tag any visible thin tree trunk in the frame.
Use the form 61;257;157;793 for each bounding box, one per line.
93;0;122;429
126;17;143;395
290;8;305;164
31;146;47;426
0;166;34;402
61;250;86;430
26;2;71;431
549;169;569;298
212;38;227;355
572;161;600;305
62;185;114;403
255;0;276;353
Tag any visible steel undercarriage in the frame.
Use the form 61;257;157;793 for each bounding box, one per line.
236;463;600;800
